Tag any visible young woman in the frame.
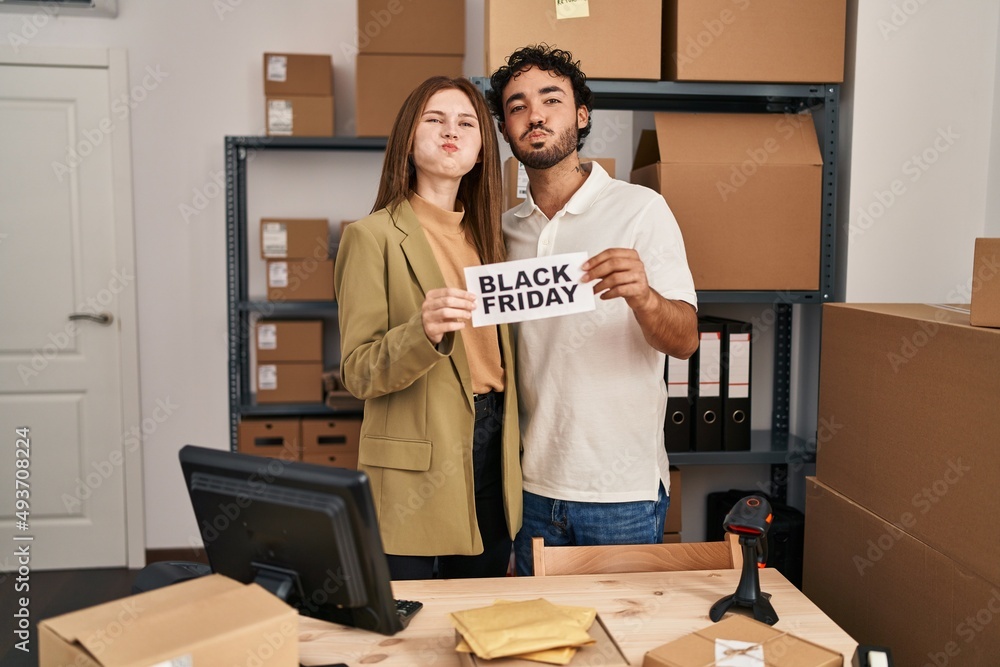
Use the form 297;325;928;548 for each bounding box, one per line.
334;77;521;579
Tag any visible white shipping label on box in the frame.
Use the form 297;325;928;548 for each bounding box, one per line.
258;365;278;391
268;261;289;288
257;324;278;350
266;55;288;81
464;252;595;327
555;0;590;19
516;162;529;199
267;100;293;136
261;222;288;257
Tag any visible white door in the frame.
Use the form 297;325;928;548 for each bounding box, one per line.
0;51;142;570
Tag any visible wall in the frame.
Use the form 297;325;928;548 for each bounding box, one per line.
2;0;997;550
843;0;999;302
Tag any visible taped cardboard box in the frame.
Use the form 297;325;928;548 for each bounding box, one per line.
256;362;324;404
39;574;298;667
358;0;464;55
265;95;334;137
816;303;1000;585
804;477;1000;667
263;52;332;96
503;157;615;210
356;54;463;137
256;320;323;363
485;0;661;80
642;615;840;667
969;238;1000;327
260;218;330;260
663;0;847;82
266;259;335;301
631;111;822;291
237;418;301;460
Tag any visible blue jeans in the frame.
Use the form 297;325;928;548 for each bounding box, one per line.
513;483;669;575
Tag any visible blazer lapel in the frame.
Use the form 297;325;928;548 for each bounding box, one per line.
393;200;475;410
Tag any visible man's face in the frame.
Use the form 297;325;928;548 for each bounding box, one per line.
500;66;588;170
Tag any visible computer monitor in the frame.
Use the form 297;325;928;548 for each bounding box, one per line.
178;444;404;635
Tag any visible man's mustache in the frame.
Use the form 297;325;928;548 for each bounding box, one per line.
521;125;553;140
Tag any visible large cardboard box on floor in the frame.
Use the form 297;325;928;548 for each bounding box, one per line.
356;53;463;137
970;238;1000;327
663;0;847;83
631;111;822;291
485;0;661;80
804;478;1000;667
39;574;298;667
816;303;1000;585
357;0;464;55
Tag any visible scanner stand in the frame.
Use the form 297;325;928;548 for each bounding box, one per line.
709;534;778;625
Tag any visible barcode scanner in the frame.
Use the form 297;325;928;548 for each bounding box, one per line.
710;495;779;625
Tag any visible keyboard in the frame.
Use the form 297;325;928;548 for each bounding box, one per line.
395;598;423;627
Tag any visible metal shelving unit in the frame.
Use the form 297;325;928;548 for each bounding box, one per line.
225;82;841;501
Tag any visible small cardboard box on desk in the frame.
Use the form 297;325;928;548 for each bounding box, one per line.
39;574;298;666
643;615;841;667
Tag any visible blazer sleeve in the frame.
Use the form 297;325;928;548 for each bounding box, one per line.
335;222;448;400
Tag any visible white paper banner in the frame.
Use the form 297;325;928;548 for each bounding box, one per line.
464;252;595;327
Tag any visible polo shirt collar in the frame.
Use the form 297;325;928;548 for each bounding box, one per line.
513;160;612;219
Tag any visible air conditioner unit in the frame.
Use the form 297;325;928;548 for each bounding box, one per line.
0;0;117;18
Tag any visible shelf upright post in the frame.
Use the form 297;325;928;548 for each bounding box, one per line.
820;84;840;302
225;137;250;452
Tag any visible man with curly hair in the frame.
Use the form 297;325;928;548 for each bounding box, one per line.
486;45;699;574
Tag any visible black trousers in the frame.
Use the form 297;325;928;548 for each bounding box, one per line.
387;391;511;580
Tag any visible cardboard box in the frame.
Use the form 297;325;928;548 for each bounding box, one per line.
301;417;362;469
356;54;463;137
255;320;323;363
804;478;1000;667
238;418;301;459
642;614;841;666
663;0;847;83
815;303;1000;585
256;362;324;404
631;112;822;291
265;95;334;137
503;157;615;210
357;0;464;56
266;259;335;301
485;0;661;80
665;466;682;534
260;218;330;260
39;574;298;667
263;52;332;96
970;238;1000;327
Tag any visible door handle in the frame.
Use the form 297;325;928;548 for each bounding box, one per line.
69;312;114;325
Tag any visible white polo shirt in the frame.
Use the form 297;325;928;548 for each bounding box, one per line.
503;162;697;503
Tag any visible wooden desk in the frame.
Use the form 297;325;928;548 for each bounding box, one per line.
298;568;857;665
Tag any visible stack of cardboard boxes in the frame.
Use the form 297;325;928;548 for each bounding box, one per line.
355;0;465;137
804;302;1000;665
263;53;335;137
238;416;362;470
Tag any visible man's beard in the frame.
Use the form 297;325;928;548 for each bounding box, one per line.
511;124;578;170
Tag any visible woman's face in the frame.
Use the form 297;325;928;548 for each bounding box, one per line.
411;88;483;185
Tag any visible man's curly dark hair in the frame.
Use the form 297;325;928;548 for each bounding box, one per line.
486;44;594;152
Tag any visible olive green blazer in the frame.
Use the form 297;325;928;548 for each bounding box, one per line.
334;200;522;556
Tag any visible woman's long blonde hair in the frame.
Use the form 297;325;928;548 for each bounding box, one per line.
372;76;506;265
